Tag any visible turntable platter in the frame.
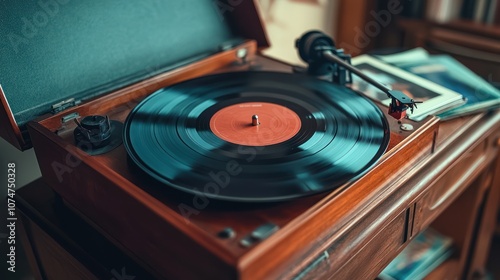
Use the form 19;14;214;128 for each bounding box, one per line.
123;71;390;202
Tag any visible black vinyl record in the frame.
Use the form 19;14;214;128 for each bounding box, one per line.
123;71;390;202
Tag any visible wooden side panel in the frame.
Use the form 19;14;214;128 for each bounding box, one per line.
466;133;500;279
229;0;270;49
22;219;99;280
17;214;45;280
0;85;27;150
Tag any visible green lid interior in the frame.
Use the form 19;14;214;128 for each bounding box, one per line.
0;0;244;125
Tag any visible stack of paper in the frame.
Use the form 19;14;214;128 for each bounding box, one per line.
376;48;500;120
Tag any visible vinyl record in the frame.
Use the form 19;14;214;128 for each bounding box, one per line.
123;71;389;202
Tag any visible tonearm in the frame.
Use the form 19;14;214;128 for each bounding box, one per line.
296;30;422;120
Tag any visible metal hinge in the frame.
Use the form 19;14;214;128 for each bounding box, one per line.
51;98;81;114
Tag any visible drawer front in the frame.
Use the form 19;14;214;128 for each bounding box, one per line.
329;211;408;280
417;135;498;231
291;211;408;280
23;218;99;280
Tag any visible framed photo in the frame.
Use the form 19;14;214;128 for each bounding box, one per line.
350;55;465;121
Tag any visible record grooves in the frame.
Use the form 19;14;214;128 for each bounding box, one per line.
123;71;390;202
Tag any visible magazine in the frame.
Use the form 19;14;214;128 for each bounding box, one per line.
379;228;453;280
376;48;500;120
350;55;465;121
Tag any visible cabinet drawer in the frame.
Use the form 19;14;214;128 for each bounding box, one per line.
292;211;407;280
417;136;497;231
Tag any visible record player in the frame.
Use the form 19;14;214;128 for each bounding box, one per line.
2;1;500;279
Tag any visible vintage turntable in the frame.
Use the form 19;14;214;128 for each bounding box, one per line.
2;1;500;279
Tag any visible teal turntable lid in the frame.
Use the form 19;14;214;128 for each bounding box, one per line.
0;0;267;148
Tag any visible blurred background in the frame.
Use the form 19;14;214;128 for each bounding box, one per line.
2;0;500;279
260;0;500;84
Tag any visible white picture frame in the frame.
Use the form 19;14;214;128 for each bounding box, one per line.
350;55;465;121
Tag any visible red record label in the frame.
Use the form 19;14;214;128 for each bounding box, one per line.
209;102;302;146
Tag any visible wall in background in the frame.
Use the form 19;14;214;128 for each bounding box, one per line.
0;138;41;189
258;0;339;65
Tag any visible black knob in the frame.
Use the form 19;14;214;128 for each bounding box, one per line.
74;115;112;148
217;227;236;239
